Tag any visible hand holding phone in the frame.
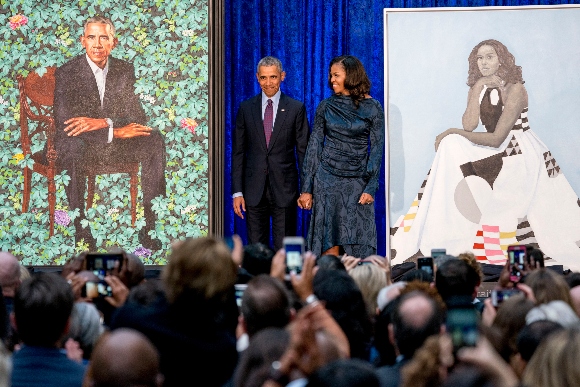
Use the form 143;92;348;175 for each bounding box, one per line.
417;257;434;277
284;236;305;274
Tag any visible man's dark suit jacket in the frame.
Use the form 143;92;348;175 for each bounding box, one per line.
231;92;309;208
54;55;147;147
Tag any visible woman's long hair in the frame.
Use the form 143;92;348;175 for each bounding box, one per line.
466;39;524;87
328;55;370;107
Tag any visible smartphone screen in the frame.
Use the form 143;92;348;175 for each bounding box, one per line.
417;257;434;276
508;245;526;283
284;237;304;274
82;280;112;298
446;307;479;351
234;284;247;308
86;253;123;279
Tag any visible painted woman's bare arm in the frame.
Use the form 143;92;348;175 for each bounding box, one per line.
457;83;527;148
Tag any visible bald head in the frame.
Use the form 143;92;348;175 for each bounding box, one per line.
89;328;162;387
0;252;21;297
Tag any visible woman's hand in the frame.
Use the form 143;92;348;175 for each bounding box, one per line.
435;128;460;151
477;75;505;90
298;193;313;210
358;193;374;205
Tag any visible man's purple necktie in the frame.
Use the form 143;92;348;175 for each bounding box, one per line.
264;99;273;146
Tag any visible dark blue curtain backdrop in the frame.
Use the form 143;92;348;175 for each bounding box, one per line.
223;0;578;255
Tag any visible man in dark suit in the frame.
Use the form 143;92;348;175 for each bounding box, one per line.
54;16;166;250
231;56;309;250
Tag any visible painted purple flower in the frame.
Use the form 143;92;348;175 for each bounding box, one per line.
133;246;152;257
54;210;71;226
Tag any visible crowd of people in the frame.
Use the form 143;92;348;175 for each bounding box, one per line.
1;238;580;387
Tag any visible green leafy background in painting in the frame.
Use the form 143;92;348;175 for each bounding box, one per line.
0;0;209;265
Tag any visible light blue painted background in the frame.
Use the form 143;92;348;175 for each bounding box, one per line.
386;6;580;225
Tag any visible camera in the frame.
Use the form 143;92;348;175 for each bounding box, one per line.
85;253;123;278
284;236;304;274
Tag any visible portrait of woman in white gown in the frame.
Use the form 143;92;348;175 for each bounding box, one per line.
391;39;580;267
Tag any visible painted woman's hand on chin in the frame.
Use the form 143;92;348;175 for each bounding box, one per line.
478;75;505;89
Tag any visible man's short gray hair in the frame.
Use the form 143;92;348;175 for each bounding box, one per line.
257;56;284;73
84;16;116;37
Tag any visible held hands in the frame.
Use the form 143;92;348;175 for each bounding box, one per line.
64;117;108;136
358;193;374;205
297;193;313;210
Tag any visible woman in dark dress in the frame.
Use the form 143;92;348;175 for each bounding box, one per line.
298;55;384;258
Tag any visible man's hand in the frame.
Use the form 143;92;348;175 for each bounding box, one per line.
113;123;152;139
233;196;246;219
64;117;108;136
291;252;316;301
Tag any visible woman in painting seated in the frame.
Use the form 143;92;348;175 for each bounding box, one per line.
391;39;580;267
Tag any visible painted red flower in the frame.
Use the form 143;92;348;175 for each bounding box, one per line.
180;118;198;134
9;14;28;30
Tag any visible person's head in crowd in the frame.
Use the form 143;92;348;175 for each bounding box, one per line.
435;258;479;304
389;290;444;360
119;252;145;289
306;359;380;387
13;272;74;347
0;341;9;387
398;280;446;313
86;328;163;387
527;248;545;269
240;274;293;338
374;282;407;367
162;236;237;304
313;269;373;360
125;279;165;307
434;254;457;269
400;268;433;283
349;263;387;318
457;251;483;286
65;302;104;360
399;334;445;387
316;255;346;271
19;264;30;282
514;320;563;377
376;282;406;312
0;252;21;298
61;252;87;278
242;243;274;277
565;272;580;289
523;268;575;310
526;300;580;327
234;328;290;387
569;285;580;316
490;293;535;362
522;327;580;387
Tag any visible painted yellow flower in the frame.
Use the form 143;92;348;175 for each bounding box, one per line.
12;153;24;163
